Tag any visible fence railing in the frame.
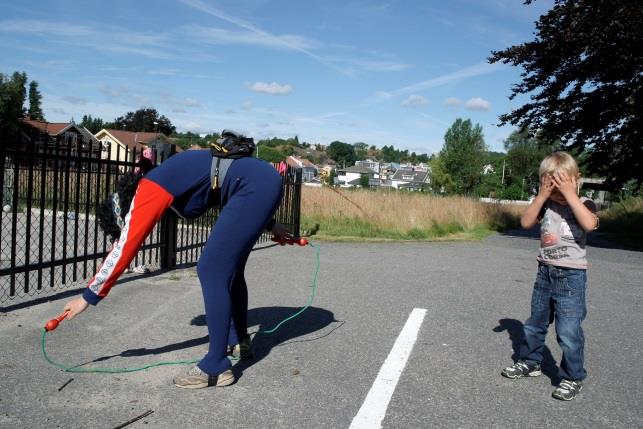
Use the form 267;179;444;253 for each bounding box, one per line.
0;129;301;304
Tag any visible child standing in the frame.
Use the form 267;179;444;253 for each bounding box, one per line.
501;151;599;401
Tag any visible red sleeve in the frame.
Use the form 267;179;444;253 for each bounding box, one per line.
83;179;173;304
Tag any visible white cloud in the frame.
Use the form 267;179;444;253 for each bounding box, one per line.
444;97;462;106
100;84;131;98
246;82;293;96
181;98;202;107
241;102;254;111
62;96;87;105
0;19;172;59
465;97;491;111
401;95;427;107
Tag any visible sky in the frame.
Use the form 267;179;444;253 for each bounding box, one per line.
0;0;553;155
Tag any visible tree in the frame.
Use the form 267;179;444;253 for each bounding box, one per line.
489;0;643;190
326;141;356;167
429;156;453;194
0;71;27;135
504;127;559;193
359;173;370;188
439;118;487;195
80;114;105;134
353;142;368;160
27;80;44;121
112;107;176;135
256;144;285;163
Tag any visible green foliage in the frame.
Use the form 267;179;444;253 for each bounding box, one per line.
353;142;368;160
324;169;336;186
503;127;558;193
440;118;487;195
475;167;503;198
112;107;175;135
170;131;220;150
497;182;524;200
257;145;286;163
80;115;105;134
359;174;370;188
429;156;454;194
0;71;28;134
27;81;44;121
326;141;356;167
489;0;643;190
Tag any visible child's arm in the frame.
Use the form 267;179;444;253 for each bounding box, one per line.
552;171;598;232
521;175;553;229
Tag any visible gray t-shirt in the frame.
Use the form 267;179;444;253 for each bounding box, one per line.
537;198;597;269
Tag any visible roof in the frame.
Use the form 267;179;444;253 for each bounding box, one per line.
339;165;375;174
21;119;73;135
95;129;165;151
286;156;318;169
391;168;429;183
21;119;99;142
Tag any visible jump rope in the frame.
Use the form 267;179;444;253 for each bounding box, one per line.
41;237;320;374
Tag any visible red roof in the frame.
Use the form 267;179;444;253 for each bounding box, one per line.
286;155;317;169
21;119;72;135
104;129;161;147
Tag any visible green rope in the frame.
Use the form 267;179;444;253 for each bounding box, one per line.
41;242;320;373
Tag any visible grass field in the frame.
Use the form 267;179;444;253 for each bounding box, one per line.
300;186;525;241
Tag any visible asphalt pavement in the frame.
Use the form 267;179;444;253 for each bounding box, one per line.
1;233;641;429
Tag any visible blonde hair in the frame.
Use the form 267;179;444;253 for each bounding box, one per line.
539;151;579;179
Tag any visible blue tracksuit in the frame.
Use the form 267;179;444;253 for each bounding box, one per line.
85;150;283;376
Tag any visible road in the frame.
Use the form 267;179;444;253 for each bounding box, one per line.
1;233;641;428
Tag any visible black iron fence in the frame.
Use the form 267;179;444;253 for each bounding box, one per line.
0;129;301;304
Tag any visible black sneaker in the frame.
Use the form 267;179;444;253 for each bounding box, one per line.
552;379;582;401
230;336;253;359
501;360;542;379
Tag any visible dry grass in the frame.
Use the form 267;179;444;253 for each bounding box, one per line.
301;186;525;240
597;198;643;249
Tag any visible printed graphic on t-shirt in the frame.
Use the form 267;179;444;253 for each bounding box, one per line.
540;208;572;260
540;209;560;247
538;198;594;269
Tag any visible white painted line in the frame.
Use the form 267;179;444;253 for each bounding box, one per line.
349;307;427;429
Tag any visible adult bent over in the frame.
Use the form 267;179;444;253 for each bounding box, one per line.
62;130;289;389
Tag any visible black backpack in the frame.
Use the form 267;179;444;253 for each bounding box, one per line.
210;130;256;189
210;129;256;159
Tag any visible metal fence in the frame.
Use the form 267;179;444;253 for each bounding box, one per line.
0;129;301;304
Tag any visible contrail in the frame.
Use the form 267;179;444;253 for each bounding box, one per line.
179;0;350;75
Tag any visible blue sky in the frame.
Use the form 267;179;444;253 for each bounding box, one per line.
0;0;553;154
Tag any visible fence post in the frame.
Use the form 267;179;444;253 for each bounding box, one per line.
159;144;178;270
160;211;178;269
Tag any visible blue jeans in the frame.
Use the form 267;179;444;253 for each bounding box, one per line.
520;263;588;381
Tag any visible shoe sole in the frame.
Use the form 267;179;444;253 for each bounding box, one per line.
501;370;542;379
552;386;581;401
173;372;235;389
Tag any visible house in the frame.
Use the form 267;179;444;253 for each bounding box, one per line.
20;119;101;158
336;164;377;187
390;168;430;191
94;129;179;162
285;155;319;182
